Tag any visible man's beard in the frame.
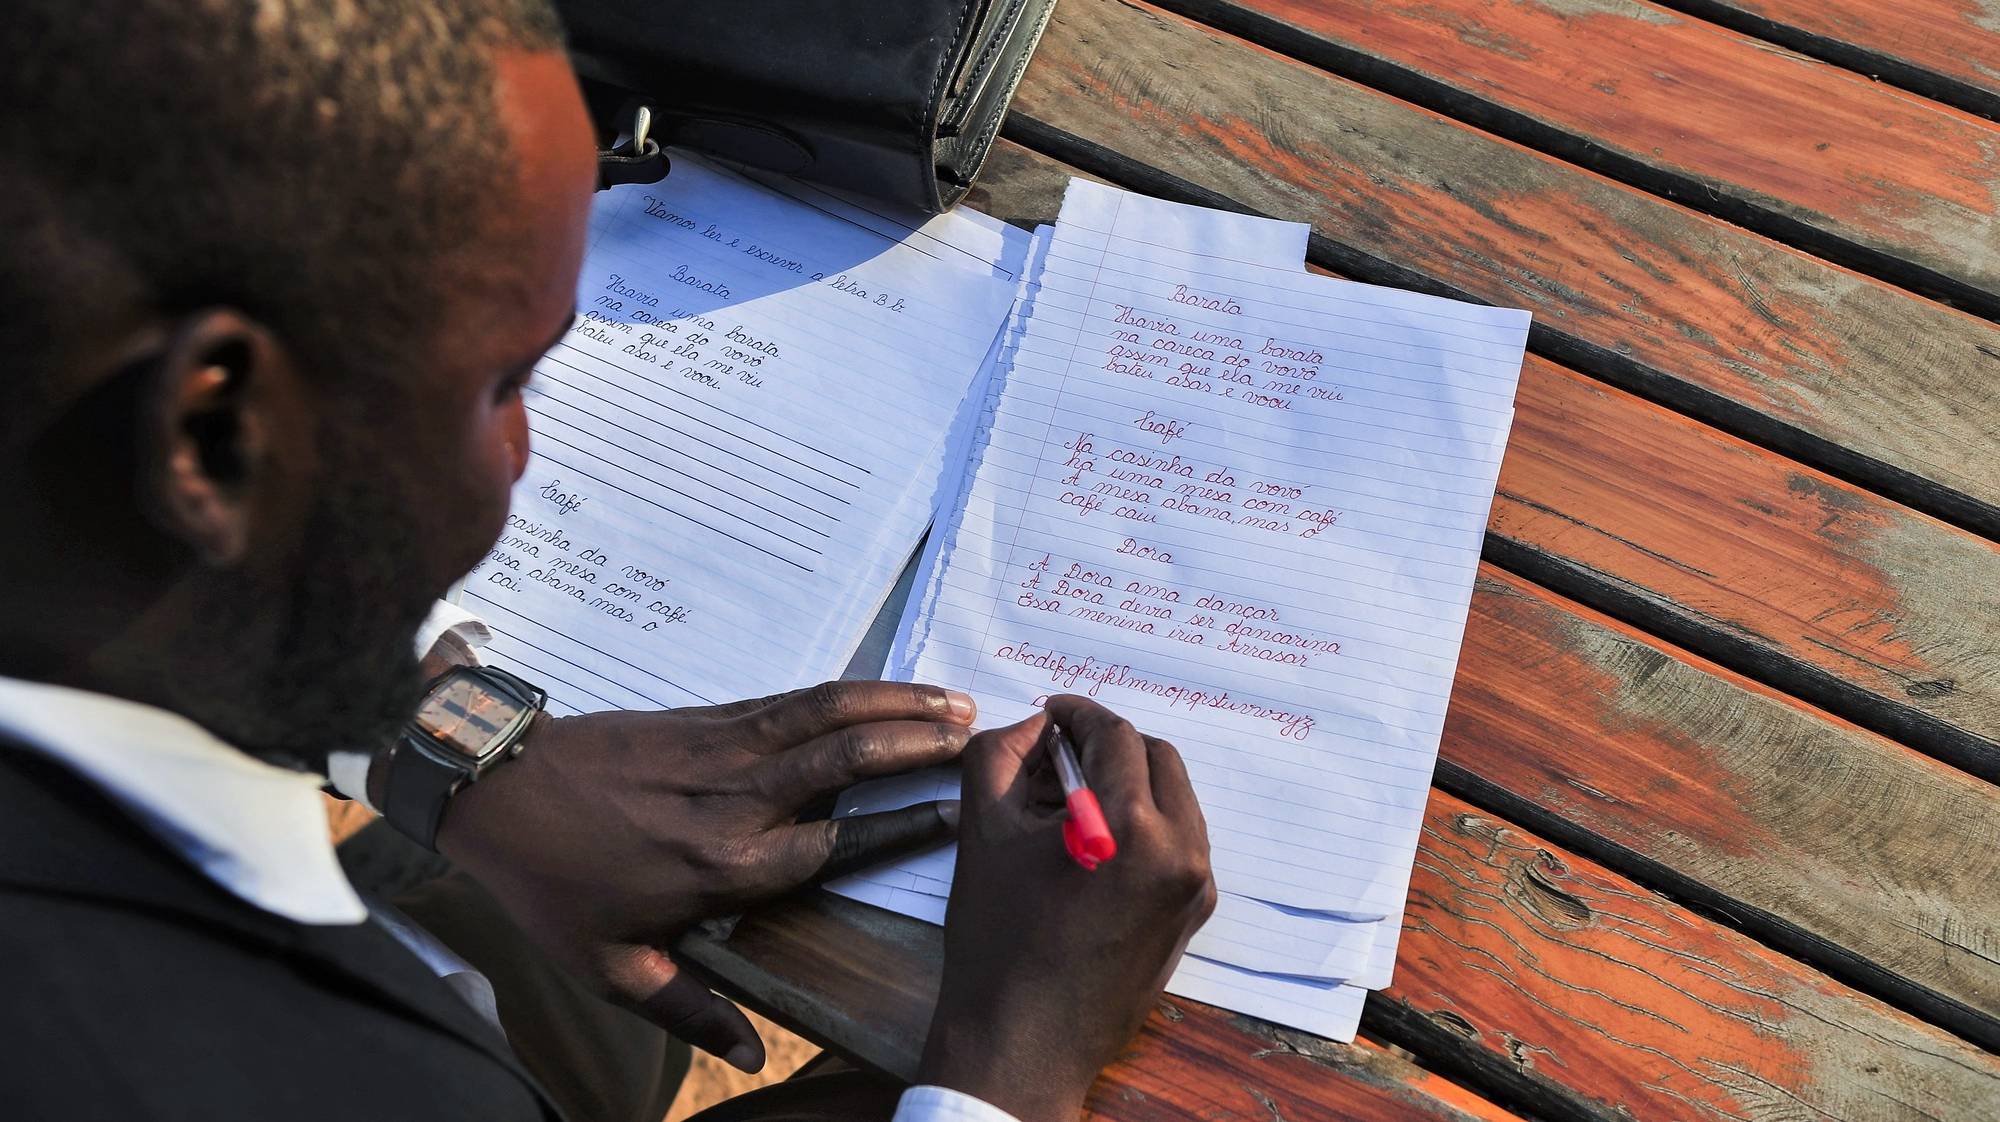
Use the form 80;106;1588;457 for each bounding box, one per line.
189;452;446;773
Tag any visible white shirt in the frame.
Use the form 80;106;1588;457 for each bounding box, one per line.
0;613;1019;1122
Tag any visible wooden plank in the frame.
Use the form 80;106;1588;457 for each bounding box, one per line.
1448;566;2000;1051
1380;789;2000;1122
973;136;2000;784
677;893;1526;1122
1491;361;2000;777
1658;0;2000;123
1164;0;2000;317
1006;0;2000;538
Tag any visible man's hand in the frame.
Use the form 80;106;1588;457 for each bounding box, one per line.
433;681;976;1072
918;695;1216;1122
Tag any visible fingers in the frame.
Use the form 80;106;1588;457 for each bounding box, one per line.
734;680;976;751
1044;695;1153;816
1143;735;1203;832
783;799;961;884
603;945;765;1072
762;721;972;805
961;710;1050;808
666;688;805;722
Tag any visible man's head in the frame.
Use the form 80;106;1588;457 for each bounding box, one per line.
0;1;597;768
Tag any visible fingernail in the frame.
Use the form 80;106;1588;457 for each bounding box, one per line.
725;1043;764;1073
937;799;961;830
944;690;976;722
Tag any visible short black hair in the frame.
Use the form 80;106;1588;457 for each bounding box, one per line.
0;0;566;451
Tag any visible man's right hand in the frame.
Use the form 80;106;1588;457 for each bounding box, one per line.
918;695;1216;1122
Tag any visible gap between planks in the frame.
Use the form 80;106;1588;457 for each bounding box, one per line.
1646;0;2000;124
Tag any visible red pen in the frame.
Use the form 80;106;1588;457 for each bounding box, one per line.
1048;724;1117;870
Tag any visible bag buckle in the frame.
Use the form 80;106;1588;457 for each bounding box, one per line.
597;101;670;190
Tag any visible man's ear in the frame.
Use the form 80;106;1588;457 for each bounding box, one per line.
136;310;305;567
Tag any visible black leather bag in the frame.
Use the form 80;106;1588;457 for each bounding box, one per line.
558;0;1060;213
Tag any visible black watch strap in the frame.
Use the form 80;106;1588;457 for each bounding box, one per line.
382;665;545;852
382;733;468;852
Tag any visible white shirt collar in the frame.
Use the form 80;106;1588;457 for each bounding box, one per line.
0;675;367;925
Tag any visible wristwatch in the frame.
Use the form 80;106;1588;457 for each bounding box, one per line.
383;665;546;851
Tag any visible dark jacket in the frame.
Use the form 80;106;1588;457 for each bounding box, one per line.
0;743;561;1121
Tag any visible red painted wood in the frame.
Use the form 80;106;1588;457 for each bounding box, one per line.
1195;0;2000;307
1695;0;2000;117
1445;566;2000;1045
1492;356;2000;766
1383;789;2000;1121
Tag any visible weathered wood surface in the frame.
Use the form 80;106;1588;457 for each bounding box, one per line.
678;893;1527;1122
1660;0;2000;122
702;7;2000;1116
972;137;2000;784
681;782;2000;1122
1377;790;2000;1122
1491;360;2000;777
1448;566;2000;1051
1165;0;2000;316
1007;0;2000;538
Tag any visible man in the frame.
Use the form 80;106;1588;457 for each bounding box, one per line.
0;3;1216;1121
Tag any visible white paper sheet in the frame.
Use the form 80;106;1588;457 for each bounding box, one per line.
462;154;1024;712
834;179;1529;1040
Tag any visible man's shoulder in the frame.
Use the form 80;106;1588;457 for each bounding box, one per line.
0;744;306;937
0;746;553;1121
0;886;539;1121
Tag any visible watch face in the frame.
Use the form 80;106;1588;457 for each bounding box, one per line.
418;671;527;759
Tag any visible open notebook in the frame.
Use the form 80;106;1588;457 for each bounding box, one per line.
458;155;1025;711
466;160;1529;1044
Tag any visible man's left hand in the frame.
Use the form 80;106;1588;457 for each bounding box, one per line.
431;681;976;1072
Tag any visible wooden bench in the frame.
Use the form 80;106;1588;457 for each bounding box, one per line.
682;4;2000;1119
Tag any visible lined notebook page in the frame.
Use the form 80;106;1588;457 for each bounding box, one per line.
835;180;1529;1037
461;156;1021;712
906;180;1525;910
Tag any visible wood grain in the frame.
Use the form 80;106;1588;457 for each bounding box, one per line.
972;137;2000;782
1006;0;2000;537
1491;359;2000;778
679;779;2000;1122
677;894;1526;1122
1657;0;2000;122
1164;0;2000;316
1448;566;2000;1051
1382;790;2000;1122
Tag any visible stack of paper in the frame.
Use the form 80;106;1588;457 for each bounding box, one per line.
833;180;1531;1042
